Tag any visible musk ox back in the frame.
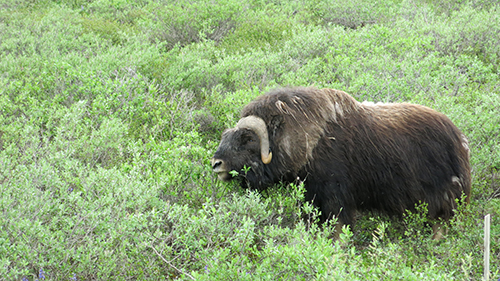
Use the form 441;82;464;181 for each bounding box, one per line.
211;87;471;236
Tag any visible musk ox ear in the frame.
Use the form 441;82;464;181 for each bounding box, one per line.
236;116;273;164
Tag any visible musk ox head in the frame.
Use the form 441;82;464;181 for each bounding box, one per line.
211;116;272;182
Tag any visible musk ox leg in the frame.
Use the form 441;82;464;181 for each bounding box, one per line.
432;222;448;240
307;193;353;225
333;219;345;240
305;182;355;240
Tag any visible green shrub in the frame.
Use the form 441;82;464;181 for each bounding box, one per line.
313;0;399;29
218;9;295;53
1;0;499;279
142;0;241;50
423;3;500;72
81;15;133;45
418;0;499;15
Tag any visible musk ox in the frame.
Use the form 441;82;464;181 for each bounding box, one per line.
211;87;471;238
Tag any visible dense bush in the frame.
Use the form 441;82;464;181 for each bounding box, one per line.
1;0;499;279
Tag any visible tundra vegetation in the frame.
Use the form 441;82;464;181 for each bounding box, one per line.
0;0;498;280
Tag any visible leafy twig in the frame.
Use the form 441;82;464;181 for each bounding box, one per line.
147;244;195;280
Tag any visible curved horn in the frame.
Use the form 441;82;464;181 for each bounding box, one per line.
237;116;273;164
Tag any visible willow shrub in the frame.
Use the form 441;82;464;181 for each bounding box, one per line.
1;0;499;280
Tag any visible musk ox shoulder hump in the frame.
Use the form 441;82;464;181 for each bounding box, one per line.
240;87;360;166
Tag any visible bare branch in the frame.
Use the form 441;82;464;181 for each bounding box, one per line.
147;244;195;280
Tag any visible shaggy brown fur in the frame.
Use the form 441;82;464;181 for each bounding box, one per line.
212;87;471;234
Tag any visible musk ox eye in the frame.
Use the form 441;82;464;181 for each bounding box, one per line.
240;133;256;144
237;136;258;152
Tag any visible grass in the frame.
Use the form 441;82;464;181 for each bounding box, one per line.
0;0;499;279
